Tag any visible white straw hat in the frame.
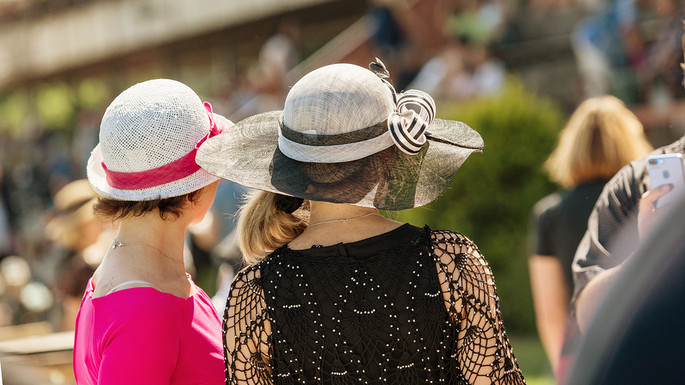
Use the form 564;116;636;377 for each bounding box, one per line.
87;79;232;201
197;61;483;210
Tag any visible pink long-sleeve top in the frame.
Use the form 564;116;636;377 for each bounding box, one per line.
73;278;224;385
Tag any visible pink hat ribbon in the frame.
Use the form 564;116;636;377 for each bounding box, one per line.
101;102;223;191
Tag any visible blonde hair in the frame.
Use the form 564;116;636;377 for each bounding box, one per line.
237;190;308;265
545;96;652;188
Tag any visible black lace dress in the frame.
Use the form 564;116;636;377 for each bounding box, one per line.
223;224;525;384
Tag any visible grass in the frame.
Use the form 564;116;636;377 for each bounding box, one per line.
509;334;555;385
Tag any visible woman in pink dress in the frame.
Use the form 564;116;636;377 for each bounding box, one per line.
73;79;230;385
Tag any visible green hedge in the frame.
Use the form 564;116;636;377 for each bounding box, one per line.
393;79;564;334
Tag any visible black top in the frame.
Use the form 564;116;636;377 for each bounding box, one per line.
223;224;525;384
530;180;608;291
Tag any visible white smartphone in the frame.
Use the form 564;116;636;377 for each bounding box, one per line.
647;153;685;209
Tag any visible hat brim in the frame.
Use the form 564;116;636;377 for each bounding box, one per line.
87;113;232;201
46;199;95;249
197;111;483;210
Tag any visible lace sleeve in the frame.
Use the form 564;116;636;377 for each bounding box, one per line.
223;265;273;385
431;230;526;385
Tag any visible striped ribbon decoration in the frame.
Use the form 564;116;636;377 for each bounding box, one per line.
387;90;436;155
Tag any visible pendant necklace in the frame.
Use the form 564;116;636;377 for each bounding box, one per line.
111;239;175;261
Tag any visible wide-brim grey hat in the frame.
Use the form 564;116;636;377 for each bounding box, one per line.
197;61;483;210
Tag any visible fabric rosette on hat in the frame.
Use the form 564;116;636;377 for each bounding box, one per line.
197;60;483;210
87;79;234;200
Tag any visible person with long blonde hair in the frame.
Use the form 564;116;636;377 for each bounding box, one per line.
198;60;526;384
528;95;652;379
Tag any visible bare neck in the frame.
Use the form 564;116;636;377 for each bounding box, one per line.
288;201;403;250
114;212;190;263
92;210;192;298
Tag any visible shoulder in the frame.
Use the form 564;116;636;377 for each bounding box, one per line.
531;191;564;221
229;264;265;297
99;289;186;324
596;154;648;212
427;229;486;265
428;228;476;247
665;135;685;154
93;291;186;348
533;191;563;213
428;230;497;296
236;261;264;278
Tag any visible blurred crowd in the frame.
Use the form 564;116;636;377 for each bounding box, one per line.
570;0;684;105
0;0;683;338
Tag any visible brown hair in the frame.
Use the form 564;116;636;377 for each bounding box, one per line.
545;95;652;188
93;189;203;221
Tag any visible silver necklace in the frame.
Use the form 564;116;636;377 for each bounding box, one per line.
308;212;381;228
111;239;175;261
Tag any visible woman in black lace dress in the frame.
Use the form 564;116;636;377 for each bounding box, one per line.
197;60;526;384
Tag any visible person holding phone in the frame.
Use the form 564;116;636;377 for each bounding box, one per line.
572;134;685;331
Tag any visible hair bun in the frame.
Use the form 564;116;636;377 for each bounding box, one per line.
274;194;304;214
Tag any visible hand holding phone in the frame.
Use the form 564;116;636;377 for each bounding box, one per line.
647;153;685;209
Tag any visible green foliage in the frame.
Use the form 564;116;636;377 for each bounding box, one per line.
0;91;29;135
36;82;77;130
77;78;109;109
395;79;564;333
1;78;109;135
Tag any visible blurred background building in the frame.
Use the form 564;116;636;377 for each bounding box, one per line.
0;0;683;383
